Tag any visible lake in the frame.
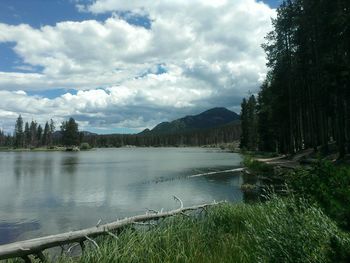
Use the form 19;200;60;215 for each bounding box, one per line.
0;147;243;245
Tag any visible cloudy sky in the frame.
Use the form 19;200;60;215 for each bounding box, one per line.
0;0;278;134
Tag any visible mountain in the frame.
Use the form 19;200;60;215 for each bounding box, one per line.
142;107;240;135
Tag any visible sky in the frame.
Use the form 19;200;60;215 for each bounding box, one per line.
0;0;278;134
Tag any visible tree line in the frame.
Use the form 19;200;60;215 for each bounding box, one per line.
0;115;80;148
0;115;241;149
83;122;241;147
240;0;350;157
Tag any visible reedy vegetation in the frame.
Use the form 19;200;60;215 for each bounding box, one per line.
4;196;350;263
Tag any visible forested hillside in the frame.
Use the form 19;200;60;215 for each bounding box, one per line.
240;0;350;156
83;121;241;147
0;108;241;148
146;107;240;135
82;107;241;147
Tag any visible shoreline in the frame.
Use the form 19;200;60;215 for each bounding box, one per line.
0;145;239;153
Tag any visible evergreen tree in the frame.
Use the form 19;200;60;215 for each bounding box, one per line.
24;122;30;148
37;124;43;146
249;0;350;156
61;118;79;146
43;122;50;146
257;81;276;152
30;121;37;147
240;98;249;149
49;119;55;146
14;115;24;148
247;95;258;151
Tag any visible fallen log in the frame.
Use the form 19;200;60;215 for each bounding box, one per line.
0;198;223;261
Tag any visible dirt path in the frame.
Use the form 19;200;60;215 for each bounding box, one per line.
255;149;315;169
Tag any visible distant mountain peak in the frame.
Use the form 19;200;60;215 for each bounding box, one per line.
145;107;239;135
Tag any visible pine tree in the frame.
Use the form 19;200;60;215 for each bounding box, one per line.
37;124;43;147
252;0;350;156
14;115;24;148
49;119;55;146
29;121;37;147
24;122;30;148
240;98;249;149
61;118;79;146
43;122;50;146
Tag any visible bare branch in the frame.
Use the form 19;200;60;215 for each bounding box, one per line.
0;201;223;261
146;209;159;214
173;195;184;208
67;243;79;254
84;236;100;251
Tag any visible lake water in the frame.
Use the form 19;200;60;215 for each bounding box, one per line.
0;148;243;245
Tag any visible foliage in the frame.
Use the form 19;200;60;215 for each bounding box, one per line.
1;114;241;149
287;161;350;230
242;0;350;155
243;156;274;175
244;196;350;263
240;95;258;151
80;142;91;150
61;118;79;146
14;115;24;148
5;197;350;263
83;122;241;148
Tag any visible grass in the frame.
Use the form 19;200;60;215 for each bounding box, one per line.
5;196;350;263
243;153;350;230
0;147;66;152
242;155;274;175
287;161;350;230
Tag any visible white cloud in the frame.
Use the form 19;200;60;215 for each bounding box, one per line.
0;0;275;131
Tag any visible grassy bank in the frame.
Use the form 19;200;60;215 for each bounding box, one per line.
0;144;92;152
243;155;350;231
5;196;350;263
0;147;66;152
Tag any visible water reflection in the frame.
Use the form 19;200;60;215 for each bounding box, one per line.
0;148;243;244
0;220;40;245
242;171;260;203
60;154;79;175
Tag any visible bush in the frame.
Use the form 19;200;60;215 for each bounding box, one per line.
287;161;350;230
80;142;91;150
245;196;350;263
243;156;274;175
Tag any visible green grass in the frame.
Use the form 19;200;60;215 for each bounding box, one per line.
240;149;279;158
0;147;66;152
242;155;274;175
6;197;350;263
287;161;350;230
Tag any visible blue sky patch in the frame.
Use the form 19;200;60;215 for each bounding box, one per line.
137;64;167;79
0;0;110;28
117;11;152;29
27;88;78;99
0;42;20;72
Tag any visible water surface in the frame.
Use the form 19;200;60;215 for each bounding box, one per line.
0;147;243;244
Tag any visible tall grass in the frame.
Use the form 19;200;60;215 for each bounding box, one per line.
6;197;350;263
242;156;274;175
287;161;350;230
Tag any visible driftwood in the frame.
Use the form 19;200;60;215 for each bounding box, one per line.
0;197;223;261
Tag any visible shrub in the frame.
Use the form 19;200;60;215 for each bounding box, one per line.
287;161;350;230
80;142;91;150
